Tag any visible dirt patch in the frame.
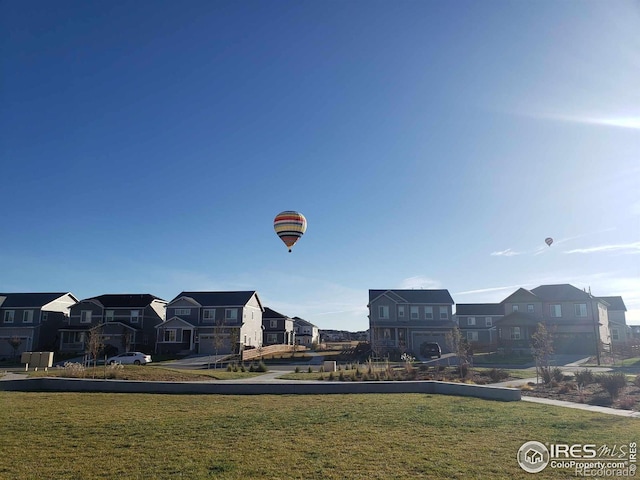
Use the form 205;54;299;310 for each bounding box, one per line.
521;380;640;410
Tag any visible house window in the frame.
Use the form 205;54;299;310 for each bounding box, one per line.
130;310;140;324
425;306;433;319
175;308;191;316
22;310;33;323
611;329;619;341
267;333;278;343
105;310;114;322
270;320;278;328
574;304;587;317
527;304;534;314
410;306;419;320
510;327;521;340
378;306;389;319
512;305;519;312
550;304;562;318
467;317;476;326
81;311;92;323
4;310;14;323
202;309;215;323
398;306;405;318
467;331;478;342
225;309;238;321
164;329;177;342
485;317;492;327
439;307;448;319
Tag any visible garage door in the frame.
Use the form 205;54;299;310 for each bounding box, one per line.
198;335;232;355
412;332;451;355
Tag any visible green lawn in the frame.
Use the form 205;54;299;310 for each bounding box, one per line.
0;392;636;479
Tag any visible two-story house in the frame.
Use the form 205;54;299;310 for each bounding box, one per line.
598;296;630;345
156;291;264;355
293;317;319;346
454;303;502;348
0;292;78;359
60;294;166;354
368;289;455;356
495;284;611;355
262;307;294;346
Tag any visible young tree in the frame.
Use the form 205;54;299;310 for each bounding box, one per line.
85;326;103;377
531;322;554;384
445;326;471;378
209;318;227;369
121;327;132;353
7;336;22;360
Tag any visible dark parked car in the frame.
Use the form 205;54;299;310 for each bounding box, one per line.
420;342;441;358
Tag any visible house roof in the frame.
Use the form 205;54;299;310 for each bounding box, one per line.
293;316;317;328
0;292;75;309
81;294;166;308
455;303;503;316
530;284;593;302
500;287;540;304
169;291;261;308
368;289;454;305
263;307;289;319
493;311;541;327
598;296;627;311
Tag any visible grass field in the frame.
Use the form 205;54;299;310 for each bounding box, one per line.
0;392;637;479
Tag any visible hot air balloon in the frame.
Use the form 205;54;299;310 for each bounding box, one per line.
274;211;307;252
545;237;553;247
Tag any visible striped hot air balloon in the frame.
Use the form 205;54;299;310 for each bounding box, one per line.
274;211;307;252
545;237;553;247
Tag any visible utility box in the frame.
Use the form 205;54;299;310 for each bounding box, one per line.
323;361;337;372
21;351;54;370
21;352;32;364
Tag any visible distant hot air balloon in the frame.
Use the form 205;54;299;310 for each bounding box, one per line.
545;237;553;247
274;211;307;252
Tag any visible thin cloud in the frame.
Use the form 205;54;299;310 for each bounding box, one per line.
491;249;522;257
455;285;527;296
399;276;442;289
564;242;640;255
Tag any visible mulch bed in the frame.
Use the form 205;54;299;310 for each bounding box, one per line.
521;380;640;410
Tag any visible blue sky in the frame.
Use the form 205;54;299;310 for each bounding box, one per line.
2;0;639;331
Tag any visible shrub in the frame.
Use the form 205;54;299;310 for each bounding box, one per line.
551;367;564;383
540;368;552;384
574;369;595;387
338;371;345;381
295;366;300;373
634;375;640;388
308;366;313;373
105;363;124;379
618;396;637;410
597;372;628;400
558;382;576;394
226;364;232;372
328;372;335;381
62;362;85;378
256;361;268;372
240;365;246;373
488;368;508;382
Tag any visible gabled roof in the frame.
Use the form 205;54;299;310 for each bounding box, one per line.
368;289;454;305
598;296;627;311
263;307;289;319
81;294;167;308
155;316;196;329
501;287;540;304
169;291;262;309
530;284;593;302
455;303;504;316
0;292;76;309
493;311;541;327
293;316;317;328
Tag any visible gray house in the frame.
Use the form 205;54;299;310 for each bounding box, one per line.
0;292;78;359
368;289;455;356
454;303;502;348
60;294;167;354
263;307;294;346
293;317;319;346
495;284;611;355
598;296;630;345
156;291;264;355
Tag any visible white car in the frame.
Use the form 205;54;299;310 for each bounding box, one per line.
106;352;152;366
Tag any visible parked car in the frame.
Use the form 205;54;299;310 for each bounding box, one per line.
106;352;152;365
420;342;442;358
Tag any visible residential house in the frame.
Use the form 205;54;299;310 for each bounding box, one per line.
367;289;455;355
630;325;640;340
454;303;502;348
60;294;166;354
0;292;78;359
262;307;294;346
495;284;611;355
293;317;319;346
598;296;630;345
156;291;263;355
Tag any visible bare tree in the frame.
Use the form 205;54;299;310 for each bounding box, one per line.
85;326;103;377
209;318;227;369
531;322;554;384
445;326;471;378
121;327;132;353
7;336;22;360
